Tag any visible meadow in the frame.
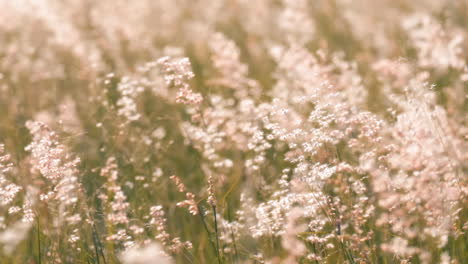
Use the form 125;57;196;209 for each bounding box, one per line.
0;0;467;263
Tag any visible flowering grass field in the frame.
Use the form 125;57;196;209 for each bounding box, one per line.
0;0;467;263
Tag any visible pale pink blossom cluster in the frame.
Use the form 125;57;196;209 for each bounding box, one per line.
25;121;80;183
0;145;21;207
25;121;83;221
207;32;261;99
157;56;203;105
169;175;198;215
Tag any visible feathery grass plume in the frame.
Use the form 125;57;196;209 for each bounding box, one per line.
0;145;21;207
149;205;192;253
170;175;198;215
99;157;132;247
157;56;202;105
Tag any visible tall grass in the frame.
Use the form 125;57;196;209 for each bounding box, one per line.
0;0;466;263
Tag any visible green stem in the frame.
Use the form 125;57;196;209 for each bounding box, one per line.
212;205;222;264
36;217;41;264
